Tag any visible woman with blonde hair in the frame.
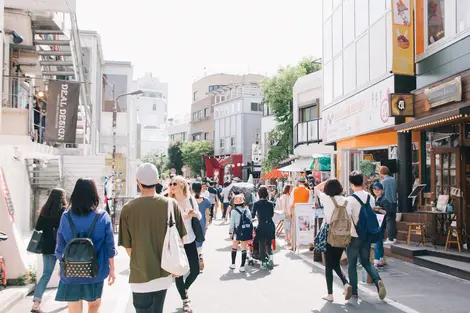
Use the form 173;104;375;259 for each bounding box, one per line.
168;176;202;313
278;184;293;246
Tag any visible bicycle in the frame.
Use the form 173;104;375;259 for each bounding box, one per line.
0;231;8;289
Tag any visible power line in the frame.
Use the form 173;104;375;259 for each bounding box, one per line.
2;74;88;84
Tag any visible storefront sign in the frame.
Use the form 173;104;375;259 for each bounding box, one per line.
5;0;76;13
390;93;414;117
323;76;395;143
424;76;462;108
294;204;315;248
391;0;415;76
44;80;80;143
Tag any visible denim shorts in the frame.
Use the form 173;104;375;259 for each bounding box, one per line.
55;281;104;302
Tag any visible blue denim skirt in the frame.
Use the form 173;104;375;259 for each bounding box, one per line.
55;281;104;302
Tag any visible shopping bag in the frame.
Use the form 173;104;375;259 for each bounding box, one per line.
161;199;190;276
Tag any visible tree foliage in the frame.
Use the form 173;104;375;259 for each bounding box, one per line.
141;152;169;179
167;142;184;175
261;57;321;171
181;141;214;176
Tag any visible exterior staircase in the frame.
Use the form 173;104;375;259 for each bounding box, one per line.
0;168;15;223
31;13;91;146
25;158;62;190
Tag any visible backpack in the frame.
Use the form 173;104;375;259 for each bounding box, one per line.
351;194;381;243
62;212;100;278
235;208;253;241
327;197;351;248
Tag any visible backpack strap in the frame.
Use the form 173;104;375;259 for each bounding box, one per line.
189;197;195;210
330;196;348;209
87;213;100;238
66;212;77;238
234;208;243;215
351;194;364;206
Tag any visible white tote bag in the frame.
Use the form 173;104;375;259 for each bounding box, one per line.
161;199;190;276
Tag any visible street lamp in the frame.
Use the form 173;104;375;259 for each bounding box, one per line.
112;89;144;218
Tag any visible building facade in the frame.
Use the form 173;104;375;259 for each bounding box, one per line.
213;84;264;164
168;114;191;144
321;0;416;193
133;72;169;157
261;104;276;162
394;0;470;242
190;73;265;142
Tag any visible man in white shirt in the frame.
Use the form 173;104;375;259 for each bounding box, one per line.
346;171;386;300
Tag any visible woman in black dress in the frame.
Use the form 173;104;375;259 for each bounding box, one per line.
252;185;276;270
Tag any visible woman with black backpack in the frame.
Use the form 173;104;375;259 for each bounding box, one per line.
55;178;116;313
31;188;67;313
229;194;253;272
252;186;276;270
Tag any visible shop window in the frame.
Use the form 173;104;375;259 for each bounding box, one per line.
428;124;460;148
427;0;445;45
457;0;470;33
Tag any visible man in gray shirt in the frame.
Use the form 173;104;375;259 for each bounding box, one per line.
380;166;397;244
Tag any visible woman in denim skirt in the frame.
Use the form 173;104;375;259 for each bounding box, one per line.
55;178;117;313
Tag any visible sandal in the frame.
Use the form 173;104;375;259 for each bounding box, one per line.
183;299;193;313
31;306;43;313
199;255;205;271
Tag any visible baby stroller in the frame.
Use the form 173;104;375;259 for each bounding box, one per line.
247;226;275;270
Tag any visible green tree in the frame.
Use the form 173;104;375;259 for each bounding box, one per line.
261;57;321;171
141;152;168;179
181;141;214;176
167;142;184;175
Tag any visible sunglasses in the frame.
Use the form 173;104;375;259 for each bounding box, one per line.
170;182;178;187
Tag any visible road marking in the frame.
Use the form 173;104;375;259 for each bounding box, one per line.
295;251;421;313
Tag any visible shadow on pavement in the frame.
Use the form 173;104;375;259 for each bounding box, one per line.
44;306;68;313
215;245;234;252
312;298;390;313
219;268;271;281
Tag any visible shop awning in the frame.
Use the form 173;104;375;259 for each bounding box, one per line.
261;168;288;180
279;157;313;172
395;106;470;132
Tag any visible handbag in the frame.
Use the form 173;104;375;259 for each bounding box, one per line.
189;197;205;243
26;230;44;254
314;223;329;253
161;199;190;276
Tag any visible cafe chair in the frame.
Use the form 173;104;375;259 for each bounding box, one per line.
407;223;426;247
445;226;461;252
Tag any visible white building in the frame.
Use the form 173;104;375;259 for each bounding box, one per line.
292;70;334;170
133;73;169;157
213;84;264;164
0;2;106;280
168;113;190;144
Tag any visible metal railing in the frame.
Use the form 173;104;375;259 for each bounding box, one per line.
294;118;322;148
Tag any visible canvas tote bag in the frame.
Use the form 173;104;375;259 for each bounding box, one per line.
161;199;189;276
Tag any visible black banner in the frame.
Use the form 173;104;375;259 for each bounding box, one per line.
44;80;80;143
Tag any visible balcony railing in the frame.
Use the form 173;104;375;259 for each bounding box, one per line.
294;118;321;148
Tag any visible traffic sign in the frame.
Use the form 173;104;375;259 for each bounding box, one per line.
170;168;176;174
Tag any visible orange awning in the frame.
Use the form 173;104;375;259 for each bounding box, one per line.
261;168;288;180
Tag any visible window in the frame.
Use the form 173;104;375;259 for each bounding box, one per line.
192;112;197;121
231;137;235;147
343;0;355;47
208;85;226;92
356;34;370;87
323;18;333;63
204;132;209;140
333;55;343;99
198;110;203;119
193;134;201;141
152;103;157;111
369;17;386;80
343;44;356;94
220;139;225;148
193;91;197;102
427;0;445;45
143;91;162;98
323;62;333;107
355;0;369;37
204;107;209;117
264;104;271;116
332;6;343;56
457;0;470;33
251;102;263;112
299;104;319;122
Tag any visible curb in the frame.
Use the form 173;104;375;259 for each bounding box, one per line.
0;284;35;313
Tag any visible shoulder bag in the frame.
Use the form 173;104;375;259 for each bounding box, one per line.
189;197;205;243
161;199;190;276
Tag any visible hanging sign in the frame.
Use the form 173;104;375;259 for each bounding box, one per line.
44;80;80;143
391;0;415;75
425;76;462;108
390;93;415;117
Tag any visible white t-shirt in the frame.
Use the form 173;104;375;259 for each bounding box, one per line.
315;190;348;225
201;190;210;199
346;190;376;238
177;196;202;244
222;184;233;203
130;275;173;293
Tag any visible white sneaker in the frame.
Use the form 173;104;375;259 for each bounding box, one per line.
239;266;245;272
322;294;334;302
229;264;236;270
383;239;396;245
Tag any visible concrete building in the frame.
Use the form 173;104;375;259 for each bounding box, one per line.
213;84;264;164
0;2;106;281
261;103;276;162
190;73;265;142
291;70;334;170
133;72;169;157
168;113;190;144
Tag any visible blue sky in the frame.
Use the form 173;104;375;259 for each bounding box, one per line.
77;0;322;116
